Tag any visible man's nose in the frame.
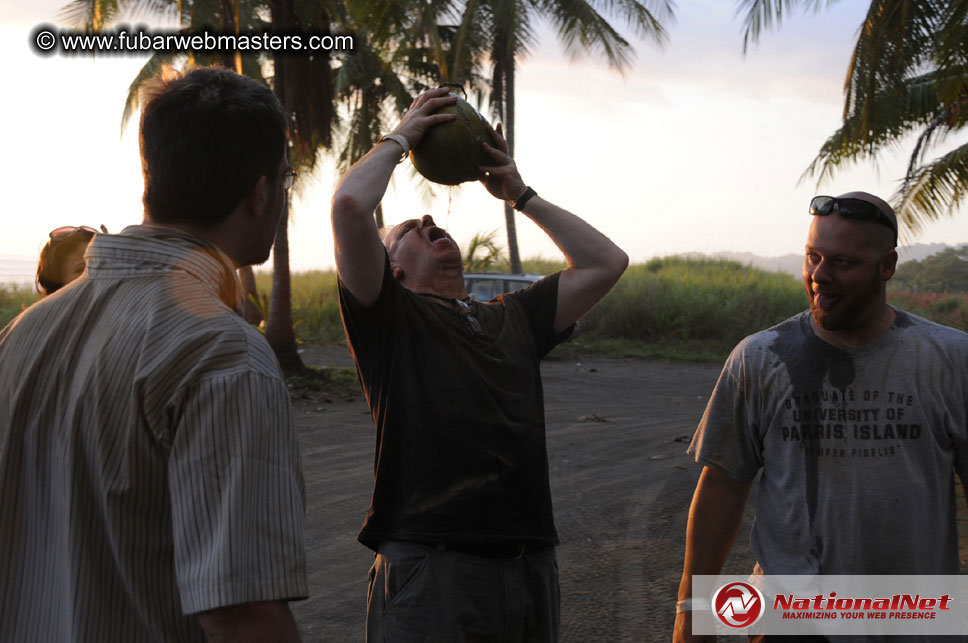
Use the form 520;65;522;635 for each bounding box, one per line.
810;259;832;284
419;214;435;227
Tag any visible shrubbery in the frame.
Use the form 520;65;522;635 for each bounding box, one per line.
0;285;38;328
6;257;968;362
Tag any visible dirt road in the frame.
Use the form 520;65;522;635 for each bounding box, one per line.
289;345;758;642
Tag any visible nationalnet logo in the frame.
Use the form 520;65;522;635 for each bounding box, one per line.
694;575;968;636
773;592;953;621
713;581;765;628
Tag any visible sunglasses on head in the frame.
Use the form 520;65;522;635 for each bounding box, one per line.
49;226;98;240
809;196;897;246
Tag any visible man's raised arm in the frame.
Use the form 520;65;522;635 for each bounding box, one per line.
478;125;628;333
330;88;457;306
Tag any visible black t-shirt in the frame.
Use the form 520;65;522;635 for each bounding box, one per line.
339;257;572;550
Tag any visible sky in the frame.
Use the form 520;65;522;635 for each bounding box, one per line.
3;0;967;276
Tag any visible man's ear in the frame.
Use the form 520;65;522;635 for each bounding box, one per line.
880;249;898;282
391;263;405;281
244;175;270;219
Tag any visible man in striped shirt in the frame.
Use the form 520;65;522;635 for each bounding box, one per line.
0;68;307;641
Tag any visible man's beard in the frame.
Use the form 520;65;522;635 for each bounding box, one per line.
808;268;882;332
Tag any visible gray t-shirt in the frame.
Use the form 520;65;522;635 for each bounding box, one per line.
690;309;968;574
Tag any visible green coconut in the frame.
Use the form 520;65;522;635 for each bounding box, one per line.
410;92;492;186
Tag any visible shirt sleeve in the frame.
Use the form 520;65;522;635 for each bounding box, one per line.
688;340;764;481
501;272;573;359
955;423;968;492
337;253;398;382
168;370;307;614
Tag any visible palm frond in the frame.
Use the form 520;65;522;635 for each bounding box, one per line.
57;0;119;29
906;89;968;178
463;229;507;272
448;0;489;83
538;0;634;70
58;0;182;29
802;74;942;185
120;51;180;134
934;1;968;68
736;0;838;54
842;0;942;137
893;142;968;238
590;0;674;46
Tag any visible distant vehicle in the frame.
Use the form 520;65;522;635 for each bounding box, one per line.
464;272;580;337
464;273;543;302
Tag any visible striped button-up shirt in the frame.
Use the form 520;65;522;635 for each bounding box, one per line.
0;225;307;642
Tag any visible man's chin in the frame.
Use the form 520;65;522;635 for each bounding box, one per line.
238;251;271;269
809;305;844;332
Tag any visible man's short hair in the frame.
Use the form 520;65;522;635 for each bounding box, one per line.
140;67;287;228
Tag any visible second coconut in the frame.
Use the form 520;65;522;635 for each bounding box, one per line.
411;91;492;186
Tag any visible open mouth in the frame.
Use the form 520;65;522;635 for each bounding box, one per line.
813;291;840;312
427;227;448;243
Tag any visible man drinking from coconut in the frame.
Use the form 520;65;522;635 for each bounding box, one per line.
331;86;628;641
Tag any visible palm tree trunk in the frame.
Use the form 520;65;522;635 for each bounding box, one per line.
264;194;305;374
504;56;522;273
265;0;316;376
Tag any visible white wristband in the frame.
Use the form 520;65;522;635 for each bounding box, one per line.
378;133;410;160
676;598;711;613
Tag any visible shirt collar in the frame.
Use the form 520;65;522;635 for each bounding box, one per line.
85;224;244;311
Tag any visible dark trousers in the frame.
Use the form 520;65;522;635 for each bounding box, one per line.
366;541;560;643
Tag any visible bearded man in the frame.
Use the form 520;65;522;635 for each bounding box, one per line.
673;192;968;643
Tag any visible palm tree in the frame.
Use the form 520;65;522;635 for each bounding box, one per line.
265;0;338;373
359;0;674;272
463;229;508;272
484;0;675;272
332;12;439;228
738;0;968;241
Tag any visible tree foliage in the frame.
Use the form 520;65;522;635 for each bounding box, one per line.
355;0;675;272
890;245;968;293
739;0;968;241
462;229;508;272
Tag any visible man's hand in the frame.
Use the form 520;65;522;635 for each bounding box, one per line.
478;123;527;204
331;87;457;307
196;600;300;642
673;467;752;643
389;87;458;153
477;125;628;332
672;611;716;643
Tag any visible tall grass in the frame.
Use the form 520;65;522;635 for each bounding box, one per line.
248;258;968;361
10;257;968;362
254;270;344;343
249;258;571;345
520;257;567;275
250;257;807;361
0;285;39;328
887;292;968;329
575;257;806;360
